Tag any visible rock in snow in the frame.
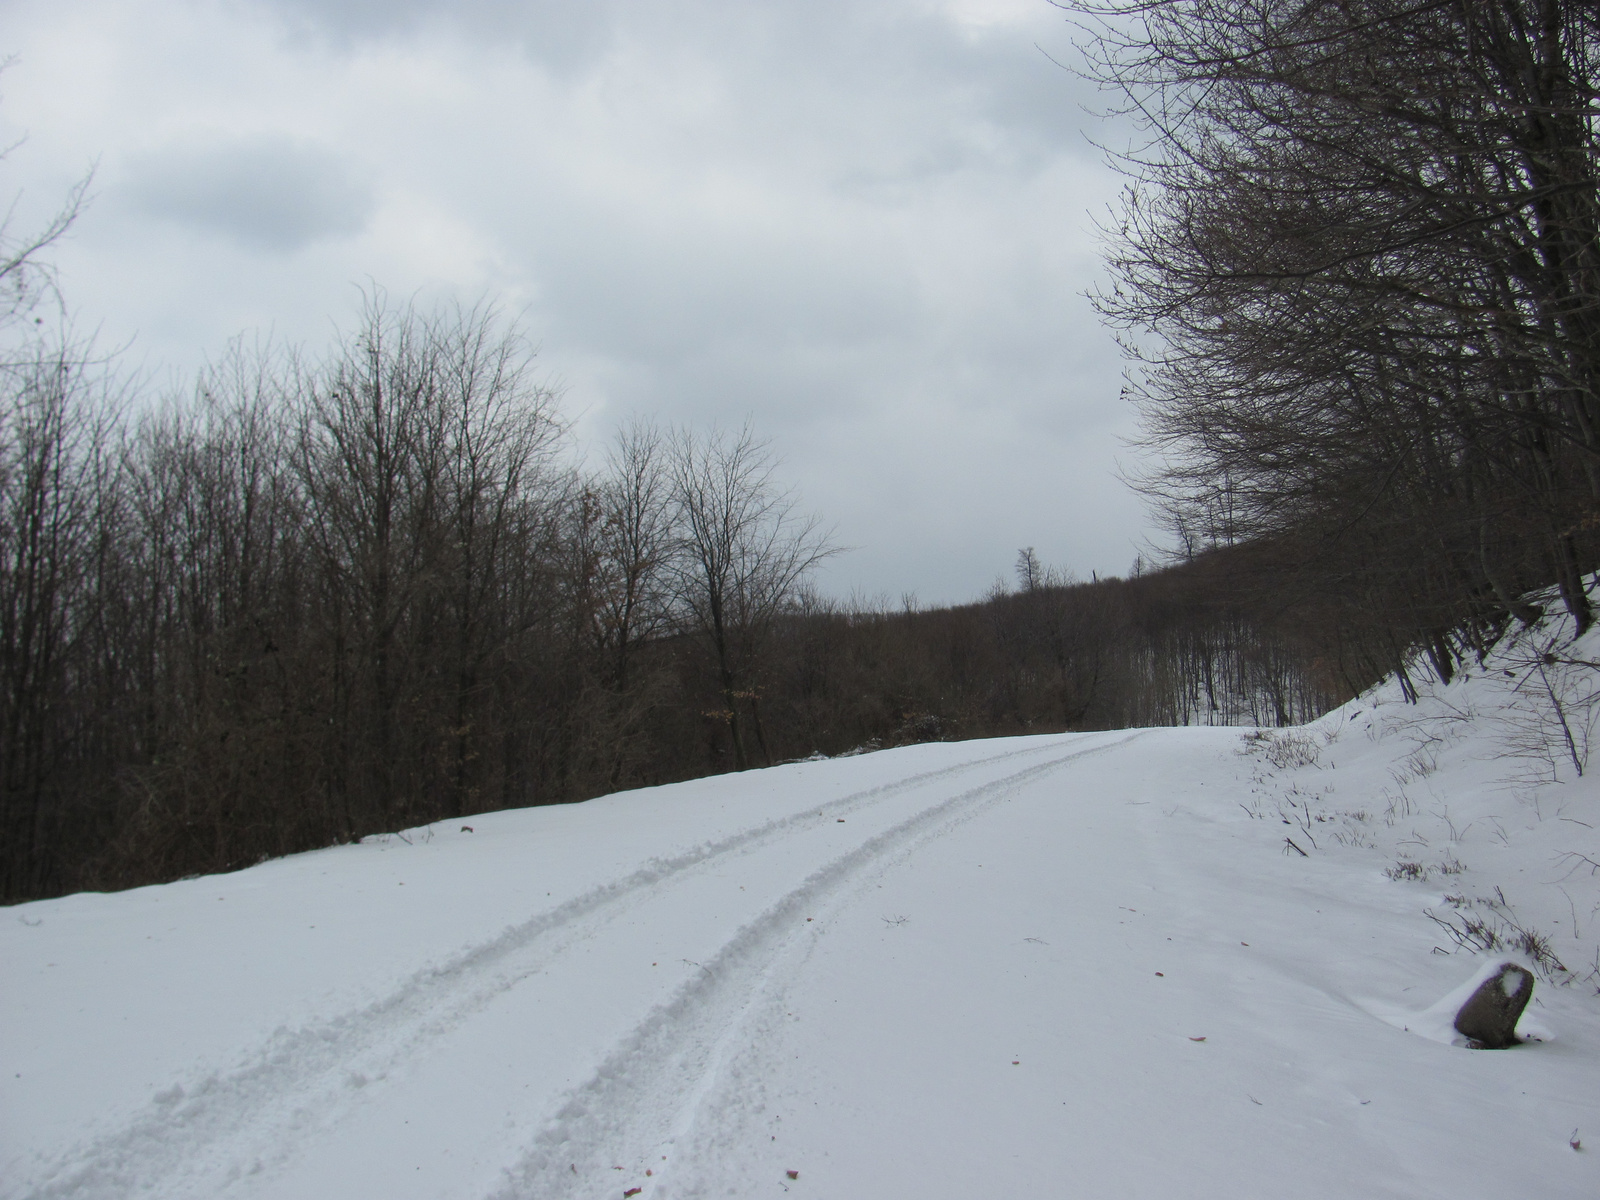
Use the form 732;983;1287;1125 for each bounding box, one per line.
1454;962;1534;1049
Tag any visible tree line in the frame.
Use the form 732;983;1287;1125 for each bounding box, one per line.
1;291;1346;901
0;294;835;900
1071;0;1600;687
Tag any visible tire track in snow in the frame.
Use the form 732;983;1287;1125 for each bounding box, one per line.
486;731;1147;1200
12;737;1095;1200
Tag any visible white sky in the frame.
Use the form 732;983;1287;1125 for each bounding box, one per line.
0;0;1151;604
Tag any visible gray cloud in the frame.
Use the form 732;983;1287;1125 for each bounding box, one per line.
122;134;375;253
3;0;1151;603
251;0;616;73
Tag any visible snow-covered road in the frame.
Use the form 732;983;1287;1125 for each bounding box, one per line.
5;722;1597;1198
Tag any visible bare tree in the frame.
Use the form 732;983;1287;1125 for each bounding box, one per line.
0;337;122;898
0;78;91;342
432;303;563;814
668;423;837;769
597;419;675;695
1016;547;1044;592
294;294;563;827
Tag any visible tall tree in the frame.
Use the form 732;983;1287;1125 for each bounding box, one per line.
668;423;836;769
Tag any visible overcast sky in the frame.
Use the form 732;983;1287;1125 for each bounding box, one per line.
0;0;1150;605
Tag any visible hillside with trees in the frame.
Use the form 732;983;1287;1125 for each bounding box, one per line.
0;291;1339;901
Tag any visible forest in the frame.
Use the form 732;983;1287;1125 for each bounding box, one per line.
0;295;1342;901
3;0;1597;902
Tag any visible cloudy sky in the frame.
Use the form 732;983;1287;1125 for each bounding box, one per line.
0;0;1150;604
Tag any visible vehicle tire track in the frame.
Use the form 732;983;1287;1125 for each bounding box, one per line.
486;731;1147;1200
13;737;1097;1200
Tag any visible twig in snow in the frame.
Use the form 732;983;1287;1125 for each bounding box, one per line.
1534;657;1585;777
1555;851;1600;880
1283;837;1308;857
1560;887;1583;939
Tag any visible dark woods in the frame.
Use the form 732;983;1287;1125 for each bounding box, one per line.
1077;0;1600;679
0;297;1338;902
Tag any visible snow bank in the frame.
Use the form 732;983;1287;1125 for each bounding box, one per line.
1245;592;1600;998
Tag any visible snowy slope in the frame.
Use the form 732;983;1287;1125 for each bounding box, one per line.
4;635;1599;1199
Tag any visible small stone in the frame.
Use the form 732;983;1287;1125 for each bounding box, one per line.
1454;962;1533;1049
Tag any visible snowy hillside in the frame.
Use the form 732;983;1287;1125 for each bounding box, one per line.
4;616;1599;1199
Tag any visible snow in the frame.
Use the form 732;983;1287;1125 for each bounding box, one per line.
4;618;1600;1198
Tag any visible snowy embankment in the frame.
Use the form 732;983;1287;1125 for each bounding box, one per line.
4;618;1599;1199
